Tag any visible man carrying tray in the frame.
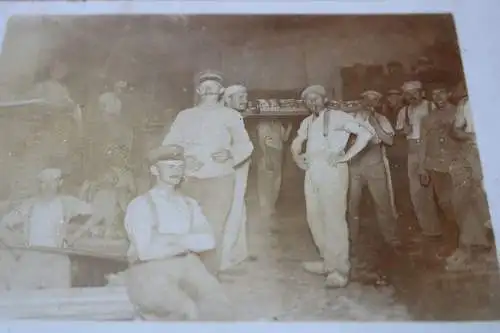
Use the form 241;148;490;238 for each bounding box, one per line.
0;168;93;290
124;145;232;321
290;85;374;288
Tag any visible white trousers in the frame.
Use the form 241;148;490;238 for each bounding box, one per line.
304;161;350;275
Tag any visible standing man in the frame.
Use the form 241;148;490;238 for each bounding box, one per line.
418;83;460;226
448;82;491;269
162;71;254;274
124;145;232;321
0;168;93;290
396;81;442;239
220;84;252;270
256;117;293;216
290;85;374;288
348;90;399;254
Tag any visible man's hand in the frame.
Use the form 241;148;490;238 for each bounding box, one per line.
211;149;232;163
419;170;431;187
327;152;347;167
293;154;309;170
402;124;412;135
185;156;204;171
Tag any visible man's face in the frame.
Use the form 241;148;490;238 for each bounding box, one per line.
432;88;449;108
403;89;423;106
387;94;402;108
152;160;185;185
229;92;248;112
362;96;381;109
39;178;61;197
304;93;325;114
197;80;223;97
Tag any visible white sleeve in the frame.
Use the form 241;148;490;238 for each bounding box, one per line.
296;117;311;140
124;199;154;260
228;113;254;166
377;114;395;136
162;112;185;146
396;108;406;130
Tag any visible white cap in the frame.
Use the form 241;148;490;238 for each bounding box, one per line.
361;90;382;99
402;81;423;92
223;84;247;101
301;85;326;99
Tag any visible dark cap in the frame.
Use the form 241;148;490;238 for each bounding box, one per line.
148;145;185;165
386;89;402;96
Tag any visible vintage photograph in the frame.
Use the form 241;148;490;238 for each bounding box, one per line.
0;14;497;321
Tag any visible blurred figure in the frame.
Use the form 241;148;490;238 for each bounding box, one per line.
448;81;492;270
0;168;93;290
255;118;292;216
396;81;442;240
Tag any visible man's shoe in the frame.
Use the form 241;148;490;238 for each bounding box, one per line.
324;270;349;288
301;261;327;275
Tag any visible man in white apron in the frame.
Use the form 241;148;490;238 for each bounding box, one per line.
124;145;232;321
290;85;374;288
256;116;293;216
162;71;254;275
396;81;442;239
0;168;93;290
348;90;400;255
219;84;252;270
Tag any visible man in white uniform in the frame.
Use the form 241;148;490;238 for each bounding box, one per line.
348;90;400;253
124;145;232;321
219;84;252;270
162;71;254;274
0;168;93;290
396;81;441;239
256;116;293;216
290;85;374;288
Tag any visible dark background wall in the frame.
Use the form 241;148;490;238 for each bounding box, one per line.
0;15;462;112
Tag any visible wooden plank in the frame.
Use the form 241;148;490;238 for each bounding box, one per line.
5;244;128;262
241;111;310;119
0;287;135;320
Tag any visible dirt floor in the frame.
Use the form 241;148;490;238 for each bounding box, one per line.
216;152;500;321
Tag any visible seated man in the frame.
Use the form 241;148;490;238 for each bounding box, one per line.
0;168;93;290
124;145;233;321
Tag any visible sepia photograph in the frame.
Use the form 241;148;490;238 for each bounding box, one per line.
0;12;498;322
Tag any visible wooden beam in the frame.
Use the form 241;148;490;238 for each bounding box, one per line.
0;287;135;320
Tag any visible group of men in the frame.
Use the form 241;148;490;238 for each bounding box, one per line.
0;61;492;321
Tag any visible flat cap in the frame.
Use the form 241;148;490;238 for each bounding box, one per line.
401;81;423;92
386;89;402;96
301;85;326;100
37;168;62;182
148;145;185;165
224;84;247;101
197;70;224;85
361;90;382;99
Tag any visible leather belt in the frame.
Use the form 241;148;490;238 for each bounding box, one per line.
130;252;189;266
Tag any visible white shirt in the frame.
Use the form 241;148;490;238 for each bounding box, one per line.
455;98;475;133
162;104;254;179
297;109;374;163
256;120;289;150
99;92;122;116
396;100;433;140
124;188;215;261
353;111;395;144
0;196;93;247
